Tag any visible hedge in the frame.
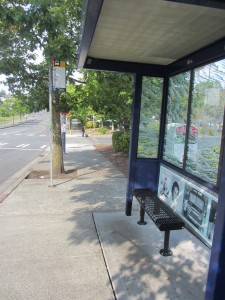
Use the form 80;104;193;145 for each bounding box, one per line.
112;131;130;153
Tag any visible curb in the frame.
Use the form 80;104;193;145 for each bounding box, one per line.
0;150;49;203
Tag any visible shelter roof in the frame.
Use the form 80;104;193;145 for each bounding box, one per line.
78;0;225;73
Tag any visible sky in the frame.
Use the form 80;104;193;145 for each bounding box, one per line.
0;74;8;93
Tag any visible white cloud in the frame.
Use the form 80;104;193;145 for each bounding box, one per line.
0;75;9;93
33;48;44;64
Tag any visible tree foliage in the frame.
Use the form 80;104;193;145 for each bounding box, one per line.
167;72;190;123
81;70;134;130
0;96;30;119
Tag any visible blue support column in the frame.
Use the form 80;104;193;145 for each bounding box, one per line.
126;73;142;216
205;144;225;299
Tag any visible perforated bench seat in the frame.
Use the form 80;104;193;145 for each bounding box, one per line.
133;188;185;256
133;188;184;231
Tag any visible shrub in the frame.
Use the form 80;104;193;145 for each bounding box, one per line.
112;131;130;153
208;127;215;136
86;121;99;128
86;121;93;128
98;127;108;134
199;127;205;135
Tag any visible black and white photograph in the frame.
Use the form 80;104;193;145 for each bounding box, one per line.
158;165;184;214
182;184;208;234
158;164;218;245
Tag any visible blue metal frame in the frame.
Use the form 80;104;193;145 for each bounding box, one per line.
77;0;104;69
165;0;225;10
205;138;225;299
126;74;165;215
133;160;159;191
158;77;169;160
126;74;142;216
83;57;166;77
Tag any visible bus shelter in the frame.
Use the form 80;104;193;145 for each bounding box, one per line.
77;1;225;299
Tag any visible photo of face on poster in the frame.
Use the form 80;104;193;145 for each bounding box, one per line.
171;180;179;202
159;168;171;200
158;166;184;213
170;179;183;213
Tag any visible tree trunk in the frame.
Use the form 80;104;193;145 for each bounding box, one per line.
52;92;65;175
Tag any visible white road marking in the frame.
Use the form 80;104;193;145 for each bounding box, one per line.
0;133;47;137
0;142;48;150
0;147;42;151
16;144;30;148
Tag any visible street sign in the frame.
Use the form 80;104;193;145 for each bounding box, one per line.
61;122;66;132
52;58;66;90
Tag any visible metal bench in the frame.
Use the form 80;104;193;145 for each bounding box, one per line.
133;188;185;256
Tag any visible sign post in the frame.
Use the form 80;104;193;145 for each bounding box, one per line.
49;58;66;187
49;64;53;187
61;122;66;154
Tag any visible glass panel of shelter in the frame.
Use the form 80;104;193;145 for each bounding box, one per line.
137;76;163;158
163;71;190;167
186;60;225;186
163;58;225;189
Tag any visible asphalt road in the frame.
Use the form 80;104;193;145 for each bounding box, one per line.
0;112;49;185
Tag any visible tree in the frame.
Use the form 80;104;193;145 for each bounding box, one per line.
0;0;83;175
82;71;133;130
0;96;30;121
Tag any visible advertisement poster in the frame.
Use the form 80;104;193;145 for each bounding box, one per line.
158;164;218;247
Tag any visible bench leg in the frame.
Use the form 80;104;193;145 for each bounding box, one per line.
160;230;173;256
137;205;147;225
125;200;132;216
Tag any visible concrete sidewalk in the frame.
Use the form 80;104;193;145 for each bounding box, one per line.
0;129;210;300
